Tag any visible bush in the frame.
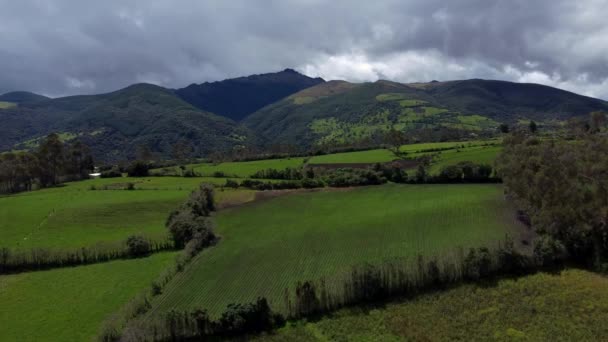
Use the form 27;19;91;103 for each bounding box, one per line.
534;235;567;267
127;161;149;177
184;184;215;216
301;177;325;189
167;211;215;249
463;247;493;280
325;168;386;187
100;168;122;178
125;236;151;257
251;168;303;180
224;179;239;189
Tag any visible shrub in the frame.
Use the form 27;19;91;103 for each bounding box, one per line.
301;177;325;189
534;235;567;267
224;179;239;188
463;247;493;280
127;161;149;177
125;236;151;257
100;168;122;178
167;211;215;249
184;184;215;216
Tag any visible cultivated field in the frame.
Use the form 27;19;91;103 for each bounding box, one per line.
150;184;525;316
0;252;177;342
258;269;608;341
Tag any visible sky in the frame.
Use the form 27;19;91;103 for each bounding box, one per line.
1;0;608;99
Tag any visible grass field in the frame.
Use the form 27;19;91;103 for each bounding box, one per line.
258;269;608;341
0;101;16;109
155;158;306;178
399;139;500;153
308;149;398;164
427;145;503;174
0;177;239;250
149;184;524;317
0;252;177;342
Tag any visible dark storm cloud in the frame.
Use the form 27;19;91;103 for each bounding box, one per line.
1;0;607;98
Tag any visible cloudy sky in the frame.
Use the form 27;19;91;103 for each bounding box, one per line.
1;0;608;98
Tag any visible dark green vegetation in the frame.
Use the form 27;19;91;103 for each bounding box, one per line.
175;68;324;121
0;252;177;342
496;115;608;268
0;84;254;162
244;78;608;149
149;184;524;316
258;269;608;341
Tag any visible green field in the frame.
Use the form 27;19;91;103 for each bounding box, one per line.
0;252;177;342
0;177;236;250
258;269;608;341
399;139;500;153
0;101;16;109
149;184;523;316
155;157;306;178
427;145;503;174
308;149;398;164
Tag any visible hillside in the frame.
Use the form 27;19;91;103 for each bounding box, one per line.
175;69;324;121
0;84;255;161
0;91;49;104
244;78;608;148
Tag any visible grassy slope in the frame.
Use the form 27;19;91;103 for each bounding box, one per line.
259;269;608;341
0;101;16;109
427;146;503;174
308;149;397;164
150;184;523;316
0;177;228;250
0;252;177;342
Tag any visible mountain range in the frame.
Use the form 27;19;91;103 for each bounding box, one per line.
1;69;606;161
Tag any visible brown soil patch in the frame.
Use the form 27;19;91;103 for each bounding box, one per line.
218;187;356;211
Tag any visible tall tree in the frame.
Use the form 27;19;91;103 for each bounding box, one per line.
529;120;537;133
37;133;64;186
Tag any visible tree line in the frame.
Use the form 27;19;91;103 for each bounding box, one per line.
222;161;498;191
0;239;173;275
0;133;94;194
496;113;608;269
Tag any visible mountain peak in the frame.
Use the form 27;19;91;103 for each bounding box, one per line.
0;91;50;103
175;69;324;121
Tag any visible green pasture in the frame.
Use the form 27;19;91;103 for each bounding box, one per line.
0;252;177;342
259;269;608;341
0;101;16;109
153;158;306;178
427;146;503;174
399;139;500;153
150;184;524;317
0;177;236;250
